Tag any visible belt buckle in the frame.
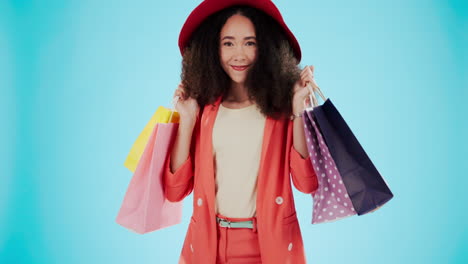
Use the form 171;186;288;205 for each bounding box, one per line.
217;218;231;228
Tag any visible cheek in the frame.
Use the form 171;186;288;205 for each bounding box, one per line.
220;57;229;71
220;60;230;74
219;51;228;65
249;49;258;61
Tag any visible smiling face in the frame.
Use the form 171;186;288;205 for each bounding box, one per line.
219;14;258;86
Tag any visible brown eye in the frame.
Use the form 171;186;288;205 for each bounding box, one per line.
247;42;256;46
223;42;233;46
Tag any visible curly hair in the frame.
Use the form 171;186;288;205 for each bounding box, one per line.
180;5;302;120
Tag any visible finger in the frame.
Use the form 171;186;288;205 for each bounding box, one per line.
294;81;304;93
296;86;310;98
300;69;314;81
295;82;304;93
301;77;312;88
303;76;314;84
173;95;180;106
300;70;307;79
174;90;185;100
305;66;314;77
300;76;312;87
302;66;314;78
301;66;309;76
302;65;314;74
175;83;183;94
301;65;314;76
301;72;309;81
301;72;314;84
177;84;186;94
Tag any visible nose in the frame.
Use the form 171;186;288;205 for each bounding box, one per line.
233;45;248;62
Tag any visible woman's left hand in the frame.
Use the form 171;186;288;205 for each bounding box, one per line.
292;65;315;114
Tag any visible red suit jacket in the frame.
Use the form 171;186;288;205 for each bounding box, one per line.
164;96;318;263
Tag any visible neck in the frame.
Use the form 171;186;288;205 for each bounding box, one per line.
225;82;250;102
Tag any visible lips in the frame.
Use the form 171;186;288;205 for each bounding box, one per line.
231;65;249;71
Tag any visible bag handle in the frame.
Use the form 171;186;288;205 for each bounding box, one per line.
304;79;327;109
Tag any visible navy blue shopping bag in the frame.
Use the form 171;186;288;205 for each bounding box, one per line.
312;98;393;215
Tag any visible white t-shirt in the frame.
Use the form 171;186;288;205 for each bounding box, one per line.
212;102;266;218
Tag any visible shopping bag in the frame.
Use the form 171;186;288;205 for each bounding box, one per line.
303;109;357;224
124;106;180;173
116;121;183;234
304;83;393;217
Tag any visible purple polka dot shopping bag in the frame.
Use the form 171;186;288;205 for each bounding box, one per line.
303;110;357;224
302;83;393;223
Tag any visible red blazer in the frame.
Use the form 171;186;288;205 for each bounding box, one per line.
163;96;318;263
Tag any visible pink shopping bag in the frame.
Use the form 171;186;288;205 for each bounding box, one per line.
116;122;183;234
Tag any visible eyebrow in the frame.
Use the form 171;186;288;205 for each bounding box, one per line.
221;36;256;41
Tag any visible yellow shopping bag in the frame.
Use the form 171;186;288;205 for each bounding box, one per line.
124;106;180;172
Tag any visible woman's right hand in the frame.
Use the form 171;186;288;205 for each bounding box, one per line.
173;82;200;125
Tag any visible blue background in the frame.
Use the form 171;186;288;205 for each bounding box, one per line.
1;0;467;263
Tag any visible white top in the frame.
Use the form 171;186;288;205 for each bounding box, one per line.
212;102;266;218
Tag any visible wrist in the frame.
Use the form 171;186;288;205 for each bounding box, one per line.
291;104;305;116
180;117;196;127
290;109;303;121
290;100;306;120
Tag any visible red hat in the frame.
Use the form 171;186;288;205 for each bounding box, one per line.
178;0;302;63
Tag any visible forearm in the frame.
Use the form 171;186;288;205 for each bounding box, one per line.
170;118;196;173
292;97;309;158
292;116;309;159
290;111;318;194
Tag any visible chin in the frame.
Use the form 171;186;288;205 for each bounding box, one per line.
230;74;247;82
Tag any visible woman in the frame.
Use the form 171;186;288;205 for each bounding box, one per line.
163;0;318;263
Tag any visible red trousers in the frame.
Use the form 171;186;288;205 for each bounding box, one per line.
216;213;262;264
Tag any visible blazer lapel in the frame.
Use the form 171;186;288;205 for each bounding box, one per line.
256;112;275;216
199;96;222;219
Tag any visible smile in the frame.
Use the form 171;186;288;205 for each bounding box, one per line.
231;65;249;71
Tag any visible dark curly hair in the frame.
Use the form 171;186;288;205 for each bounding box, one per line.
180;5;302;120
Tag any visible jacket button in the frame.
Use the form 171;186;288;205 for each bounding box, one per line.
197;198;203;207
288;242;293;251
275;196;283;205
190;243;194;253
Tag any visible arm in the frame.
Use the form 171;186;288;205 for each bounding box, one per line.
289;65;319;194
163;118;197;202
289;116;319;194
